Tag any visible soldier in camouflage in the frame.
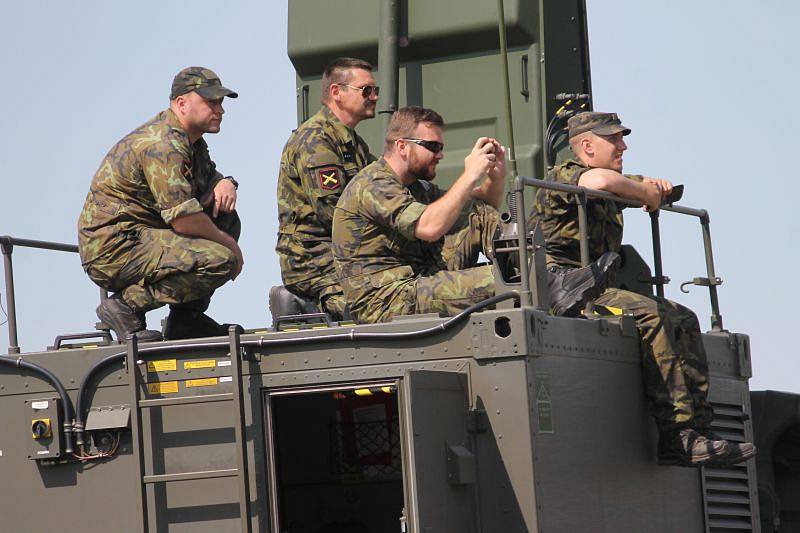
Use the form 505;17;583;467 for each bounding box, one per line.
78;66;243;342
332;106;502;323
528;111;755;466
276;57;377;320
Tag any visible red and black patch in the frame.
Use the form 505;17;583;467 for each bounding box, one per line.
317;166;342;190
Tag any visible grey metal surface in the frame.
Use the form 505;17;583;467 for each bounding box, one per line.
401;370;477;532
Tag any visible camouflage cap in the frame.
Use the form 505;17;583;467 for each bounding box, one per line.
170;66;238;100
568;112;630;138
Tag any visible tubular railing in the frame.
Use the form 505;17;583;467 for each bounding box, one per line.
512;177;724;332
0;236;106;354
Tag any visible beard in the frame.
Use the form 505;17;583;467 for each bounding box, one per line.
408;151;437;181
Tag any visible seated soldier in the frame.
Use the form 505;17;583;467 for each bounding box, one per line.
528;111;755;466
332;106;618;324
78;67;244;342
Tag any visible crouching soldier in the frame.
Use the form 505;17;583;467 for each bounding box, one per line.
78;67;244;342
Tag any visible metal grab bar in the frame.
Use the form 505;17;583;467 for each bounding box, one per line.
0;235;107;354
512;177;723;331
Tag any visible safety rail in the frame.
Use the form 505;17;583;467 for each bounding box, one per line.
512;177;724;331
0;236;107;354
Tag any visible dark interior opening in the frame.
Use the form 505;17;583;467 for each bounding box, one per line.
269;386;404;533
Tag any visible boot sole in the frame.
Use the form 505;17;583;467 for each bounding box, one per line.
554;253;621;317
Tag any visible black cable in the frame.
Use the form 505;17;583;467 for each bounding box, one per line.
0;292;7;327
73;291;521;445
0;355;74;454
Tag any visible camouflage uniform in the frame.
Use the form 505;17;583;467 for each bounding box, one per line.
78;109;240;313
276;106;374;320
528;158;713;432
333;158;498;324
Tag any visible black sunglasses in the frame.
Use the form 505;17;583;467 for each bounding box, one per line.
401;138;445;154
339;83;380;98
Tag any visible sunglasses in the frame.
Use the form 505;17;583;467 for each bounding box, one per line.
401;138;445;154
338;84;380;98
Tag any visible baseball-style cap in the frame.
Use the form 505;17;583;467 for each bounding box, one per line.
170;66;238;100
568;112;630;139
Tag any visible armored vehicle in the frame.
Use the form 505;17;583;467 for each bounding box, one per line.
0;1;796;532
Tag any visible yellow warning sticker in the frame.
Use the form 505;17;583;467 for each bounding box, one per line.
184;359;217;370
146;359;177;373
147;381;179;394
185;378;219;388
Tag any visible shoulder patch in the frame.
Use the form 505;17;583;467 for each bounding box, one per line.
317;166;343;190
181;160;192;179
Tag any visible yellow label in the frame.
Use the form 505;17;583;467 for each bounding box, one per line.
146;359;177;372
147;381;179;394
184;359;217;370
185;378;219;388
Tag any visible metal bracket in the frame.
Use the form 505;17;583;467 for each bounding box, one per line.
681;276;723;294
467;408;488;433
638;274;671;286
446;442;476;485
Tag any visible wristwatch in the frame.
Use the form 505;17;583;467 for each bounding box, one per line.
222;176;239;190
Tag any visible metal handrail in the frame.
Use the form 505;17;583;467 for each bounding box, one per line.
512;177;724;331
0;235;106;354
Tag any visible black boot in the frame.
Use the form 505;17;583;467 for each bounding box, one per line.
96;294;162;343
162;307;236;340
548;252;621;317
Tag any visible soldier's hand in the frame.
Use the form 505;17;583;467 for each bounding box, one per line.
642;177;673;202
641;181;663;212
487;140;506;182
464;137;496;183
201;179;238;218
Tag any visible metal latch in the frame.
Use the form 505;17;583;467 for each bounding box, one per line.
681;276;722;293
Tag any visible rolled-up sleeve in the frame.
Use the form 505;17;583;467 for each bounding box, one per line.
142;141;201;224
361;175;428;240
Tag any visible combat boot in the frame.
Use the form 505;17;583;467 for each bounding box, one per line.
657;428;729;467
548;251;621;317
96;294;162;343
699;429;757;465
162;307;237;340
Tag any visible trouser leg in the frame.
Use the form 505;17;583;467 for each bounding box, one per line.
594;288;710;432
662;298;713;429
414;265;495;317
115;228;237;313
441;200;501;270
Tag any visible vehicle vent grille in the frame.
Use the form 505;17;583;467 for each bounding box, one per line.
702;401;756;532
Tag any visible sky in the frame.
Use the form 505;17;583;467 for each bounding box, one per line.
0;1;797;392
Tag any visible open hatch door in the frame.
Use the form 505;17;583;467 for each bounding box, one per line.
401;370;478;533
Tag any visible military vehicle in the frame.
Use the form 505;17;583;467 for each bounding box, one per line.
0;0;797;531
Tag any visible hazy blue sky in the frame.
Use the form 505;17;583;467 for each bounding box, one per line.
1;1;796;392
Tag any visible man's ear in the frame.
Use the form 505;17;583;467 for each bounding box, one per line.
581;136;594;157
330;83;341;102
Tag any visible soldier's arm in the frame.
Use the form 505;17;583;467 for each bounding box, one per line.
416;138;496;241
299;136;347;229
578;168;662;212
142;142;243;276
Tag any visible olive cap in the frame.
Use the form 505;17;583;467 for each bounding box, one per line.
170;66;238;100
568;112;630;138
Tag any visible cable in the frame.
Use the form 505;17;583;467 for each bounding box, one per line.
0;292;7;326
73;291;522;446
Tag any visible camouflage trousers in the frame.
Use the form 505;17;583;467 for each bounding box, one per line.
354;201;499;323
86;211;241;314
277;236;346;321
593;288;713;432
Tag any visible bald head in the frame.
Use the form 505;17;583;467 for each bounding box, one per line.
570;130;628;172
